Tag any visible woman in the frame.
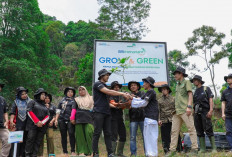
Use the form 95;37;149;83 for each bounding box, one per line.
70;86;94;156
109;81;127;157
25;88;50;157
55;87;76;156
9;87;31;157
38;94;56;156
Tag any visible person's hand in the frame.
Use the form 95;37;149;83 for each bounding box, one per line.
123;93;132;100
4;121;8;129
55;120;58;127
206;110;213;119
49;122;53;127
222;114;226;121
10;121;16;129
36;121;43;127
186;107;192;116
158;120;162;126
45;103;49;108
70;120;75;125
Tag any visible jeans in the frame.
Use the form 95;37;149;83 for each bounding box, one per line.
130;121;144;155
92;112;112;155
225;118;232;149
59;120;75;153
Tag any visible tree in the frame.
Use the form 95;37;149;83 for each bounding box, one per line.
185;25;226;98
168;50;189;87
96;0;151;40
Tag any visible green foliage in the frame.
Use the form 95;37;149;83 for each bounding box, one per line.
168;50;189;87
185;25;226;99
76;53;94;88
212;116;225;132
96;0;151;40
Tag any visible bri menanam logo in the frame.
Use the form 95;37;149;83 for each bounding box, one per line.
118;48;146;56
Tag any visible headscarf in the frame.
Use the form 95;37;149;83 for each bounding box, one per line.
75;86;94;110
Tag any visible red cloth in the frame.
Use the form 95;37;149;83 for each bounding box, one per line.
28;111;40;124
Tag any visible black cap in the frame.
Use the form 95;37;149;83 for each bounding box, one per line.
158;84;172;93
110;81;122;89
173;66;188;77
224;74;232;82
98;69;112;80
128;81;141;91
34;88;47;98
16;87;28;94
142;76;155;88
64;87;76;97
190;75;205;84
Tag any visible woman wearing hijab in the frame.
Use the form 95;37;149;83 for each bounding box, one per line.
38;94;56;157
9;87;31;157
25;88;50;157
70;86;94;156
55;87;76;156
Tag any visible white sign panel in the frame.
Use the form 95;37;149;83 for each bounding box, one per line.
94;40;169;86
8;131;24;143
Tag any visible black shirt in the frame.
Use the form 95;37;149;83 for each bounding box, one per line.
142;89;159;121
109;96;123;119
193;86;214;111
129;91;145;122
0;96;8;128
26;100;49;132
58;97;77;121
48;103;56;127
72;103;93;124
93;81;110;115
221;87;232;118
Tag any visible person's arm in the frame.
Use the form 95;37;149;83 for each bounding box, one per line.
55;102;62;126
158;101;162;126
186;91;193;116
131;97;148;108
222;101;226;120
4;113;9;129
27;101;43;127
10;102;16;128
206;98;214;118
100;87;132;100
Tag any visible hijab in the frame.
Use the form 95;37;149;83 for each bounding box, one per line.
75;86;94;110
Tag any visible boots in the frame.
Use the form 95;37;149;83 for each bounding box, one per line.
199;137;206;153
116;142;126;157
112;141;117;155
209;136;217;153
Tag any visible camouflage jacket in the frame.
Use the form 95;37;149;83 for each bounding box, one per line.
158;94;175;123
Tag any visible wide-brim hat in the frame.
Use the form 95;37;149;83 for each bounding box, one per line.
34;88;47;98
158;84;172;93
224;74;232;82
173;66;188;77
110;81;122;89
190;75;205;84
128;81;141;91
64;87;76;97
98;69;112;80
142;76;155;88
16;87;28;94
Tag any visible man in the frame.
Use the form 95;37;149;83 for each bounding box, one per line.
92;69;131;157
158;84;182;154
191;75;217;153
166;66;198;156
0;81;11;157
221;73;232;152
131;76;159;157
128;81;145;157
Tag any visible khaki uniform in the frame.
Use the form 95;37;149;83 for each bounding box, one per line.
158;95;175;123
169;79;198;151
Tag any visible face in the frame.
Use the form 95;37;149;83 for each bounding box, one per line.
45;96;51;104
193;79;201;86
21;91;28;100
227;78;232;85
113;85;120;91
130;83;139;92
79;87;86;96
162;88;169;96
102;74;110;82
0;86;2;92
143;81;150;90
67;90;74;97
40;93;46;101
174;72;183;81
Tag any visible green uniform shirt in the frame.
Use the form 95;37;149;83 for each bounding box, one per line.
158;95;175;123
175;79;192;115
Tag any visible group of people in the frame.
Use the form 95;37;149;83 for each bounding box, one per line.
0;66;232;157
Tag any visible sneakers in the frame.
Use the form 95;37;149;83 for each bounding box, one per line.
108;153;117;157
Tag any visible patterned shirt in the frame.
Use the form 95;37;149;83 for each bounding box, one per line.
158;95;175;123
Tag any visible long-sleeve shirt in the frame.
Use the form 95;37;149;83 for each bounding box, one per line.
158;95;175;123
